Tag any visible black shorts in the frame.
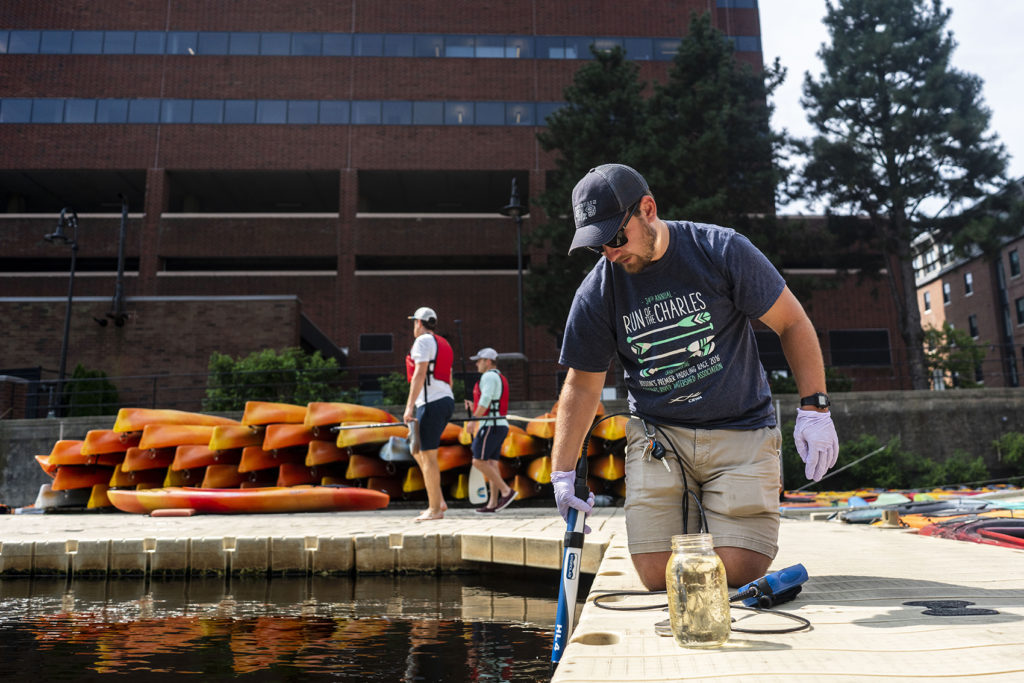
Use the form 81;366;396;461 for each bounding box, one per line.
471;425;508;461
415;397;454;451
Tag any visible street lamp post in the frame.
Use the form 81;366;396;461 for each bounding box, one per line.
499;178;528;356
45;207;80;417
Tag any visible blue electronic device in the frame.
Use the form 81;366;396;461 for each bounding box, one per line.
734;563;809;608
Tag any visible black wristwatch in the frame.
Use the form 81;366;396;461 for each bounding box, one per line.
799;392;830;409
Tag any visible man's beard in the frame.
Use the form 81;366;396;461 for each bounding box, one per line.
617;215;658;274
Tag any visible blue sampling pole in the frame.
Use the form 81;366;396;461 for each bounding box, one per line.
551;454;590;672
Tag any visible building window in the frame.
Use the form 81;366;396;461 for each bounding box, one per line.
359;334;393;353
1017;297;1024;325
351;101;381;124
964;272;973;296
0;96;556;127
381;101;412;125
828;330;892;367
127;99;160;123
445;102;473;125
40;30;72;54
228;32;260;55
968;314;979;338
161;99;192;123
65;99;97;123
224;100;256;123
942;281;951;305
192;99;224;124
30;99;63;123
1011;250;1021;278
923;291;931;312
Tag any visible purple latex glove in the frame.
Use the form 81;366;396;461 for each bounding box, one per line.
794;410;839;481
551;469;596;534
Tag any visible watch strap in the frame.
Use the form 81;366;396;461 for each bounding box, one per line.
799;392;830;409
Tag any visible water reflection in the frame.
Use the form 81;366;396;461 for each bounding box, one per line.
0;573;575;681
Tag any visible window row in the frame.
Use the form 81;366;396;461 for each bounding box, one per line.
0;29;761;59
0;98;562;126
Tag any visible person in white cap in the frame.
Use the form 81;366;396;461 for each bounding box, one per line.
464;347;516;513
404;306;455;521
550;163;839;590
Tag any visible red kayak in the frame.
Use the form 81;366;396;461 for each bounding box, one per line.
107;485;390;514
918;517;1024;549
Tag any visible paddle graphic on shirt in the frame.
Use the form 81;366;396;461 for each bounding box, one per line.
638;337;717;377
626;311;711;344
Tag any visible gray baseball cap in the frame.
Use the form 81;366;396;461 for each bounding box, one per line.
569;164;649;253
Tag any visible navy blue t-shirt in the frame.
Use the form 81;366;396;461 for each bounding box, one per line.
559;221;785;429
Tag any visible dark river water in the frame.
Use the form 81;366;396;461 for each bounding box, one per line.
0;571;590;682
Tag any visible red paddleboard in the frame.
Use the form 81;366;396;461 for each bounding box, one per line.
262;423;316;451
306;440;350;466
81;429;141;455
501;429;541;458
171;445;241;471
242;401;308;426
139;424;216;450
436;444;472;472
277;463;319;487
108;463;166;489
52;465;114;491
239;445;304;472
304;402;399;428
201;463;245;488
345;453;393;479
526;412;557;440
335;423;409;449
113;407;237;433
107;485;389;514
121;446;175;472
209;424;263;451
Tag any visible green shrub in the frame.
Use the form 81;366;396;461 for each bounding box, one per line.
993;432;1024;468
63;363;119;417
780;428;980;492
203;347;352;411
920;449;991;488
379;371;466;407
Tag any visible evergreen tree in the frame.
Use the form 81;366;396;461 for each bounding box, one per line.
799;0;1009;389
528;14;788;340
528;46;647;338
643;12;785;223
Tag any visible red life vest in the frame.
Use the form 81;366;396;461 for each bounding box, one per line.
406;334;454;386
472;369;509;417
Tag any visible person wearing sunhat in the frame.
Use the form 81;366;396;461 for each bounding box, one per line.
404;306;455;522
464;347;516;513
549;163;839;590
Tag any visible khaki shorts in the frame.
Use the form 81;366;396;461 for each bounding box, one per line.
623;418;781;558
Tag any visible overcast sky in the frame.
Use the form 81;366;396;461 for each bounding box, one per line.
758;0;1024;213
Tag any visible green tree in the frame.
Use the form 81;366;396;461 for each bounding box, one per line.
379;371;411;406
528;45;648;337
529;13;790;339
378;371;467;407
799;0;1009;389
992;432;1024;472
923;322;987;388
642;12;785;222
203;347;350;411
64;363;119;417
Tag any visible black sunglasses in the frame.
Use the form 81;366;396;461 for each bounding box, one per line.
587;201;639;255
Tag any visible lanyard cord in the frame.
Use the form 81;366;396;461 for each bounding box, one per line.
587;415;811;634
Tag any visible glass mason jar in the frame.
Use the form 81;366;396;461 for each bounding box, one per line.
665;533;730;648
